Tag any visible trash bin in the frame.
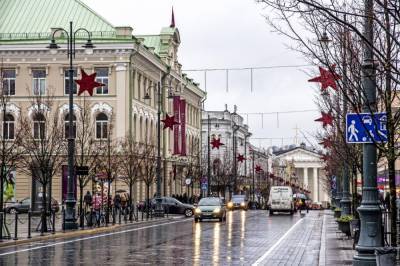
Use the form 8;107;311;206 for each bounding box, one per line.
375;247;396;266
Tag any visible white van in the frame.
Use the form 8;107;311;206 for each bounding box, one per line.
268;186;294;215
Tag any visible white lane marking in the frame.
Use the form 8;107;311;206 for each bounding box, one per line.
252;217;304;266
0;218;191;256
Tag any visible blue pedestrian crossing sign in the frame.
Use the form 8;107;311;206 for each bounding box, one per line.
346;113;388;143
201;183;208;191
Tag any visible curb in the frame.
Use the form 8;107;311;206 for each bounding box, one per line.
318;211;327;266
0;216;176;249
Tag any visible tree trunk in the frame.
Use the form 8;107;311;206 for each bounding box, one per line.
106;179;111;224
388;155;397;246
41;182;48;233
129;182;133;221
146;184;150;219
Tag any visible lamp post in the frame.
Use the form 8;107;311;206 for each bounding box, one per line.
231;122;239;197
353;0;383;264
207;114;211;196
144;82;173;217
48;21;94;230
251;148;256;209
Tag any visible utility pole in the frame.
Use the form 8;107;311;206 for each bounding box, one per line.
207;114;211;196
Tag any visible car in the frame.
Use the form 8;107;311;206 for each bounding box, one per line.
5;197;59;214
268;186;294;215
151;197;194;217
227;194;248;210
194;197;226;222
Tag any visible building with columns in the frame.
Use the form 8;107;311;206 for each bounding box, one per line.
0;0;205;204
272;143;330;205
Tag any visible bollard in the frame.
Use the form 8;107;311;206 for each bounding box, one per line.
13;212;18;240
27;210;31;239
52;210;56;234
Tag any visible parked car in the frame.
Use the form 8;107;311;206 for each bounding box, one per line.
150;197;194;217
194;197;226;222
268;186;294;215
227;194;248;210
5;197;59;214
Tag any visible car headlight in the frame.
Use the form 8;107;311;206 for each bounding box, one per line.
240;202;245;206
195;208;202;214
213;208;221;213
227;202;233;208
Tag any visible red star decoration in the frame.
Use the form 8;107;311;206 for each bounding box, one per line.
319;138;332;148
320;154;330;161
75;69;105;96
308;64;341;91
255;165;262;172
237;154;246;162
315;112;333;128
161;114;179;130
211;138;224;149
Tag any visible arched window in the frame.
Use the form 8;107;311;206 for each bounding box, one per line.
33;113;45;139
64;114;76;139
3;114;15;140
96;113;108;139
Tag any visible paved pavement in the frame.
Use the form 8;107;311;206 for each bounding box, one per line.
0;210;356;265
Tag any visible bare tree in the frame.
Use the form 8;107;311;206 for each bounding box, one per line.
18;93;65;232
140;140;157;215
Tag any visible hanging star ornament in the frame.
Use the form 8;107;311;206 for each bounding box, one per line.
255;165;262;172
315;112;333;128
75;69;105;96
161;114;179;130
237;154;246;162
210;138;224;149
308;64;341;91
319;138;332;148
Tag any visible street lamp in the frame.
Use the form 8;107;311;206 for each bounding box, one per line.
47;21;94;230
144;82;174;217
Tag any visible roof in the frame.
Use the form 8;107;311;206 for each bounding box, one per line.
138;35;161;54
0;0;116;41
274;146;321;157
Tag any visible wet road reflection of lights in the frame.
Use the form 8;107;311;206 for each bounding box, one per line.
212;222;220;265
240;210;247;262
226;210;233;263
193;222;201;265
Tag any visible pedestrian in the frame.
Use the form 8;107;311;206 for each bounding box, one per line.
92;192;102;226
84;191;92;212
114;194;121;211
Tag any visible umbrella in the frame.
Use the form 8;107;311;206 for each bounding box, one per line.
294;193;307;199
116;189;127;193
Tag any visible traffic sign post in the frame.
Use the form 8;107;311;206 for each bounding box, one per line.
346;113;387;143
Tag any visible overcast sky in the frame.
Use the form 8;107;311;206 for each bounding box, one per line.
82;0;321;149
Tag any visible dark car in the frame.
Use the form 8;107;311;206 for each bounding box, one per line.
151;197;194;217
5;197;59;214
227;195;248;211
194;197;226;222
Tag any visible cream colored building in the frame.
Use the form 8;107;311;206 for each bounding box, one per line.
0;0;205;204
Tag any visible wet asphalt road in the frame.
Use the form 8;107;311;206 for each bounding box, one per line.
0;210;309;265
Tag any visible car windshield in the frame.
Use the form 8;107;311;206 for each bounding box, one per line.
199;198;220;206
232;196;245;203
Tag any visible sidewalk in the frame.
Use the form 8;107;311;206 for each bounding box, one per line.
0;211;181;248
319;210;354;266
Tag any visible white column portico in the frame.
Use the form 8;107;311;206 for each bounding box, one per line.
303;167;308;188
313;167;319;202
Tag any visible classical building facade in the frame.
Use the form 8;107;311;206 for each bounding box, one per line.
0;0;205;204
272;144;330;205
201;105;252;196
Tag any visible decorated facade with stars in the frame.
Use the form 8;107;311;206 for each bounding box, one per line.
0;0;205;203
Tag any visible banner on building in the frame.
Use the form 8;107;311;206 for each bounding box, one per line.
180;99;186;156
173;96;181;155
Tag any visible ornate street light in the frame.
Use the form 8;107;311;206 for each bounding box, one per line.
47;21;94;230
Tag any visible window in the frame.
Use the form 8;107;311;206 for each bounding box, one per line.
32;69;46;96
95;68;108;94
96;113;108;139
64;69;77;95
2;69;16;95
3;114;15;140
33;113;45;139
64;114;76;139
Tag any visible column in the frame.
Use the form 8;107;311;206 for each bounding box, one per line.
303;167;308;191
115;63;128;138
313;168;319;202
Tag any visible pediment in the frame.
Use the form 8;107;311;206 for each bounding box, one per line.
275;148;322;163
